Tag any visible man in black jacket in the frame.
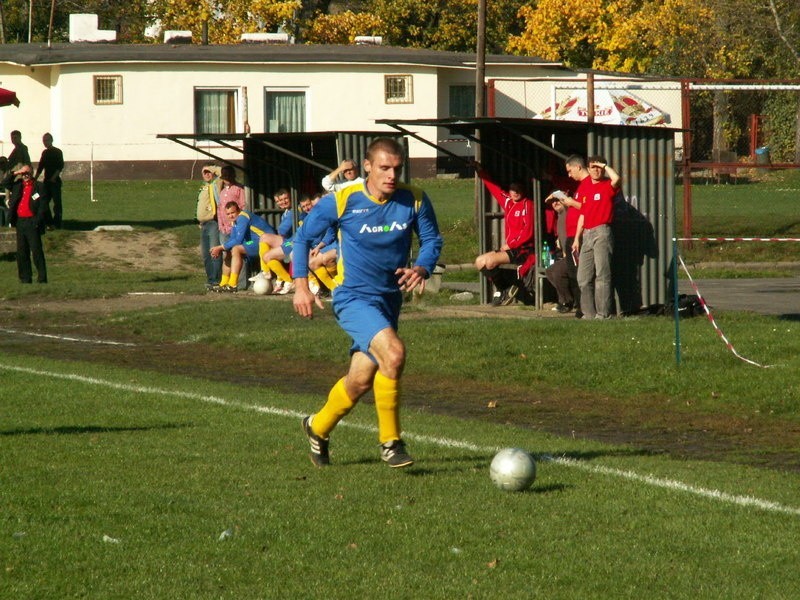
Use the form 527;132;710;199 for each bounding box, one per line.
8;164;47;283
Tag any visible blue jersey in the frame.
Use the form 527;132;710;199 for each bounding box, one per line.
293;182;442;295
223;210;276;251
277;209;296;238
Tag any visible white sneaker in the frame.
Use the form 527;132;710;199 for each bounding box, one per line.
276;281;295;295
248;271;268;283
272;280;284;294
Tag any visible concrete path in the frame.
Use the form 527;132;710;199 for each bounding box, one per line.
441;275;800;319
678;278;800;318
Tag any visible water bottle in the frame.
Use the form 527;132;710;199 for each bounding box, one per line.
542;242;550;267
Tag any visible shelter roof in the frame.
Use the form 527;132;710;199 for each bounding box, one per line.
376;116;682;135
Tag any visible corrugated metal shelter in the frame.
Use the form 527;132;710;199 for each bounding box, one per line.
379;117;677;311
158;131;408;228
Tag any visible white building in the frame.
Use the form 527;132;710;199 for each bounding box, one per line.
0;41;568;179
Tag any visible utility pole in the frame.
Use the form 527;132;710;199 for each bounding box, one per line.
475;0;488;302
28;0;34;43
48;0;56;47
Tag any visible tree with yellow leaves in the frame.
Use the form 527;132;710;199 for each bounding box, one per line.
507;0;773;79
304;11;385;45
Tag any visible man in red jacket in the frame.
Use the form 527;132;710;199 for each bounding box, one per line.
474;167;535;306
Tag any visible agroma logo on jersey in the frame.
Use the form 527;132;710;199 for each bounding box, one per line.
359;221;409;234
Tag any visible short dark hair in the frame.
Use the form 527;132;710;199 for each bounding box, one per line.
366;137;405;162
225;201;241;212
509;181;526;194
565;154;586;169
588;155;607;165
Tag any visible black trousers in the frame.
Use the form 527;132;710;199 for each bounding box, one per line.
545;256;579;307
44;180;63;228
16;217;47;283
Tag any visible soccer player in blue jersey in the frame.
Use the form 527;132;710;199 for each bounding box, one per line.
210;202;276;292
292;137;443;468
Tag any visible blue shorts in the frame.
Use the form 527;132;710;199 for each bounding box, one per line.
243;239;260;258
333;288;402;361
281;239;293;256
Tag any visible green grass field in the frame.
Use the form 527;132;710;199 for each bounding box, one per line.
1;354;799;598
0;175;798;597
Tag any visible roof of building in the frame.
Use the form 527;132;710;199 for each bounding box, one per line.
0;43;564;70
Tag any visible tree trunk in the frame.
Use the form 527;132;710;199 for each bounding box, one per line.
0;0;5;44
795;92;800;164
712;90;730;157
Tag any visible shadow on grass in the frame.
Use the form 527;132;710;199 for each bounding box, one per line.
142;274;193;283
0;423;190;436
779;313;800;322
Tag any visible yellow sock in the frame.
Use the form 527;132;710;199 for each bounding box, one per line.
314;266;338;290
228;271;239;287
259;242;270;272
311;378;355;439
219;274;230;286
373;371;400;444
267;259;293;283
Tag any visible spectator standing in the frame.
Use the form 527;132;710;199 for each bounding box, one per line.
473;166;536;306
3;130;32;197
196;164;223;290
8;164;47;283
7;130;31;171
34;133;65;229
293;137;443;468
571;155;622;319
321;159;364;193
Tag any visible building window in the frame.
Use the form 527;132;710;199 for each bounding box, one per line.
195;88;237;135
265;90;306;133
94;75;122;105
385;75;413;104
449;85;475;118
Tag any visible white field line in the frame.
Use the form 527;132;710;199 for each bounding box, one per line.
0;328;136;347
2;362;799;518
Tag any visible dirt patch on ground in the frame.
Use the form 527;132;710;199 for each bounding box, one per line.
1;291;798;474
70;231;190;272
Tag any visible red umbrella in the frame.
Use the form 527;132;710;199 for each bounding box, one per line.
0;87;20;107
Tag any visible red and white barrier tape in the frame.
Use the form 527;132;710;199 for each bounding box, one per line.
675;237;800;242
677;256;771;368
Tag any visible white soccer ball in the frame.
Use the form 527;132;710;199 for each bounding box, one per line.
252;276;273;295
489;448;536;492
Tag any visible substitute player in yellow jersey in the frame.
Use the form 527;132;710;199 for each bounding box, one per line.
292;137;443;468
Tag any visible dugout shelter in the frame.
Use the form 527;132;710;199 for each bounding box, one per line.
157;131;409;230
379;117;678;311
